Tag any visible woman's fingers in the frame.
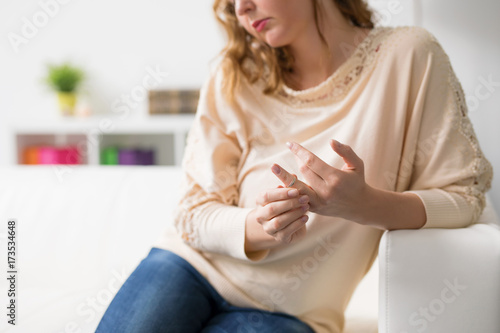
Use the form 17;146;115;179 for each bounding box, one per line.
272;214;309;244
292;155;326;189
254;184;310;243
287;141;339;179
271;164;297;188
329;139;364;173
256;186;302;206
271;163;317;200
271;163;305;189
263;207;309;242
286;215;309;242
256;195;309;222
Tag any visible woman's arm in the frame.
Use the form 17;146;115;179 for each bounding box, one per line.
271;140;426;231
174;67;256;260
175;65;309;260
354;187;426;230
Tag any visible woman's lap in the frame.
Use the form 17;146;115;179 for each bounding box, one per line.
95;247;313;333
201;308;314;333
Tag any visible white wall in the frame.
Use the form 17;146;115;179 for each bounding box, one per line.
1;0;499;209
0;0;226;163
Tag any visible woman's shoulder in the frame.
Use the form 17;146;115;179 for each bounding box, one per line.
378;25;448;61
203;55;254;94
203;55;224;88
198;55;235;107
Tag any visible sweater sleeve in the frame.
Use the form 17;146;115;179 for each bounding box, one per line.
401;28;493;229
172;66;254;260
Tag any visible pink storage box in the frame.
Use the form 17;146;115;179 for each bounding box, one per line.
58;146;80;164
36;146;81;165
38;146;59;164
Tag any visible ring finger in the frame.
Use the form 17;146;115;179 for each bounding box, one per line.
271;163;316;197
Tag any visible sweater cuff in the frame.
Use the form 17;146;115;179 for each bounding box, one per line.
204;206;255;261
405;189;473;229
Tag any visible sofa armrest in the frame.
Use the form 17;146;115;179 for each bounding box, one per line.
378;200;500;333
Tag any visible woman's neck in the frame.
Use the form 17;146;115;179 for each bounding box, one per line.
283;2;371;91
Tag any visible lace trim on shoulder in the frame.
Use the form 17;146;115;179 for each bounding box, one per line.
436;37;494;221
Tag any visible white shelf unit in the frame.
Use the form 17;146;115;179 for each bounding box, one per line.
9;114;195;166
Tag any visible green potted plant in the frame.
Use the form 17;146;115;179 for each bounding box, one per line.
45;62;85;116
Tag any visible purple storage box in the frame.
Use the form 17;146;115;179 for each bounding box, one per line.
137;149;155;165
118;149;138;165
118;148;155;165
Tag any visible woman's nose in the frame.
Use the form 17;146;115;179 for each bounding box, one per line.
234;0;255;16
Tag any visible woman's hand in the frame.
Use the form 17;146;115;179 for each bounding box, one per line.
271;140;370;221
245;186;310;252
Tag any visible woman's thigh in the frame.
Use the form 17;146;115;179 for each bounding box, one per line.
201;308;315;333
95;247;221;333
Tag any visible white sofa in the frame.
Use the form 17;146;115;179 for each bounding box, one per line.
0;166;498;333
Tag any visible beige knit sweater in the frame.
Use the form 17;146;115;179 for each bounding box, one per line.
153;26;493;333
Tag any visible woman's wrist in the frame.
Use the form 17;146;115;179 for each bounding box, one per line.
244;209;279;255
352;185;427;230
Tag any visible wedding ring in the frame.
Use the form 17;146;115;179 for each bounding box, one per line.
287;175;297;188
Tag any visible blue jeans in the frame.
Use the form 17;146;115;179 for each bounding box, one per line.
95;247;314;333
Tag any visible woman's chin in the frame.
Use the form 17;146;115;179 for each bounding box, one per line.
263;38;288;49
259;30;290;48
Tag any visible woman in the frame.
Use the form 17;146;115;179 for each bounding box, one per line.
96;0;493;332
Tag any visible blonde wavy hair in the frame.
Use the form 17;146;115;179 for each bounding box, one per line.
212;0;375;105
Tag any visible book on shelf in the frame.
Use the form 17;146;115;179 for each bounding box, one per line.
148;89;199;115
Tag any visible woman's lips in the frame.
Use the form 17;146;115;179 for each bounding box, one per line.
253;18;270;32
